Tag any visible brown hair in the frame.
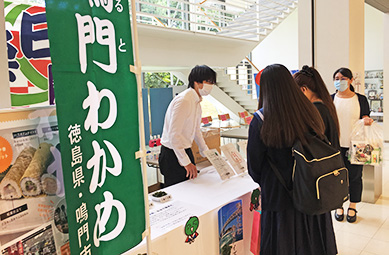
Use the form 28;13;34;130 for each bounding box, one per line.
258;64;325;148
294;65;340;135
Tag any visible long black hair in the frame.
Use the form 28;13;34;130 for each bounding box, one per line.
294;65;340;135
188;65;216;88
258;64;325;148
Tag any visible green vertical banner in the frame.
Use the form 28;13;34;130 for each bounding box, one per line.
44;1;145;254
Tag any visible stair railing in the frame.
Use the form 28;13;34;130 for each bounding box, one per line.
134;0;298;41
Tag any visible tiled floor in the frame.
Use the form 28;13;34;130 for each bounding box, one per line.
333;142;389;255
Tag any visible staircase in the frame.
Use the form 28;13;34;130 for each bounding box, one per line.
136;0;297;115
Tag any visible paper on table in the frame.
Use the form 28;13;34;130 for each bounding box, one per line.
237;140;247;158
149;201;202;236
220;143;247;174
203;149;235;180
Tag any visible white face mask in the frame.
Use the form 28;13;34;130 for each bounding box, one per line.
334;80;348;92
199;83;213;96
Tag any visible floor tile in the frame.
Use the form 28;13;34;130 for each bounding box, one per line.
372;227;389;242
363;239;389;255
336;244;362;255
359;251;381;255
335;230;370;251
339;220;381;238
381;218;389;229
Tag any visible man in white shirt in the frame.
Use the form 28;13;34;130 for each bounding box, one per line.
159;65;217;187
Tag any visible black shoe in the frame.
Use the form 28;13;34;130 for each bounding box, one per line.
334;207;344;221
347;208;357;223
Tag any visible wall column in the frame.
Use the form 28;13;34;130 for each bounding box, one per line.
298;0;365;94
384;13;389;141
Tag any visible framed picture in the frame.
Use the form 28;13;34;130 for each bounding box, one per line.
370;99;382;112
368;90;377;99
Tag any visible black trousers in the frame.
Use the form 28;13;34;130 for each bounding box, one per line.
341;147;363;203
158;145;195;187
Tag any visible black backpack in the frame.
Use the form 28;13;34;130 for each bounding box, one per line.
255;110;349;215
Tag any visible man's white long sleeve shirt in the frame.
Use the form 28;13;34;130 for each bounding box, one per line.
161;88;209;166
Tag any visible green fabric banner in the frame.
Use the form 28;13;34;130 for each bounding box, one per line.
44;1;145;254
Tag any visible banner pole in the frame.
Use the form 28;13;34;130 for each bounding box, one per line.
129;1;153;254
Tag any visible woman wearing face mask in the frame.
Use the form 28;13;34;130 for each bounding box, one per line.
159;65;216;187
332;67;372;223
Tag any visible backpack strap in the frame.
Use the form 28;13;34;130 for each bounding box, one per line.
254;109;293;198
267;160;293;197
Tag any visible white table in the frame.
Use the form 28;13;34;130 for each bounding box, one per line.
220;128;249;140
370;112;383;122
124;165;259;255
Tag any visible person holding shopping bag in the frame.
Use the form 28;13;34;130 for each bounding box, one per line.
332;67;373;223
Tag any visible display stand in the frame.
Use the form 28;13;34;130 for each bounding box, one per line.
123;165;259;255
362;165;383;203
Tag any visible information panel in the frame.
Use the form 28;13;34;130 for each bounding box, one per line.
45;0;145;254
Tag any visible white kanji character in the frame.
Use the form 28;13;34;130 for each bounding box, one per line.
76;202;88;224
83;81;117;134
93;191;126;247
92;17;117;73
80;244;91;255
71;146;83;167
68;124;82;145
47;146;65;197
75;13;117;74
73;166;85;188
28;108;54;139
77;222;89;248
75;13;95;74
89;0;113;13
87;140;122;193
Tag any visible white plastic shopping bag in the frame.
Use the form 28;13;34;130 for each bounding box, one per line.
349;119;383;165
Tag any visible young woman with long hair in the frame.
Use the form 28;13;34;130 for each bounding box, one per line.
294;65;340;149
247;64;337;254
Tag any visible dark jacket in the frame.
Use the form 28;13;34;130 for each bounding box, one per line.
314;102;340;150
331;93;370;118
247;110;294;211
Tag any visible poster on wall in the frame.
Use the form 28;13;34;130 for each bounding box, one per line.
4;1;53;107
0;107;69;254
45;0;145;254
218;200;244;255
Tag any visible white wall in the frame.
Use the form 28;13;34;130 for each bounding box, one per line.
252;3;384;74
251;9;299;71
365;4;384;71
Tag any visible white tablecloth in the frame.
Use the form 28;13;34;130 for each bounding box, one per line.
124;165;259;255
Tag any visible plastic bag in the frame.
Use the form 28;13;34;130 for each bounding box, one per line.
349;119;383;165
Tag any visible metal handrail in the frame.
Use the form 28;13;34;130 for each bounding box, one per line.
134;0;297;41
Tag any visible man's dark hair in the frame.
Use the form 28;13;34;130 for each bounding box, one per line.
188;65;217;88
258;64;325;148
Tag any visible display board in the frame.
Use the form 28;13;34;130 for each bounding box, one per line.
45;0;145;254
364;70;384;113
0;107;69;254
4;1;53;106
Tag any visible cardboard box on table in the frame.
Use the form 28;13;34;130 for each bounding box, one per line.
191;127;221;163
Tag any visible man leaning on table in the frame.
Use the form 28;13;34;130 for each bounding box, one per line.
159;65;217;187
